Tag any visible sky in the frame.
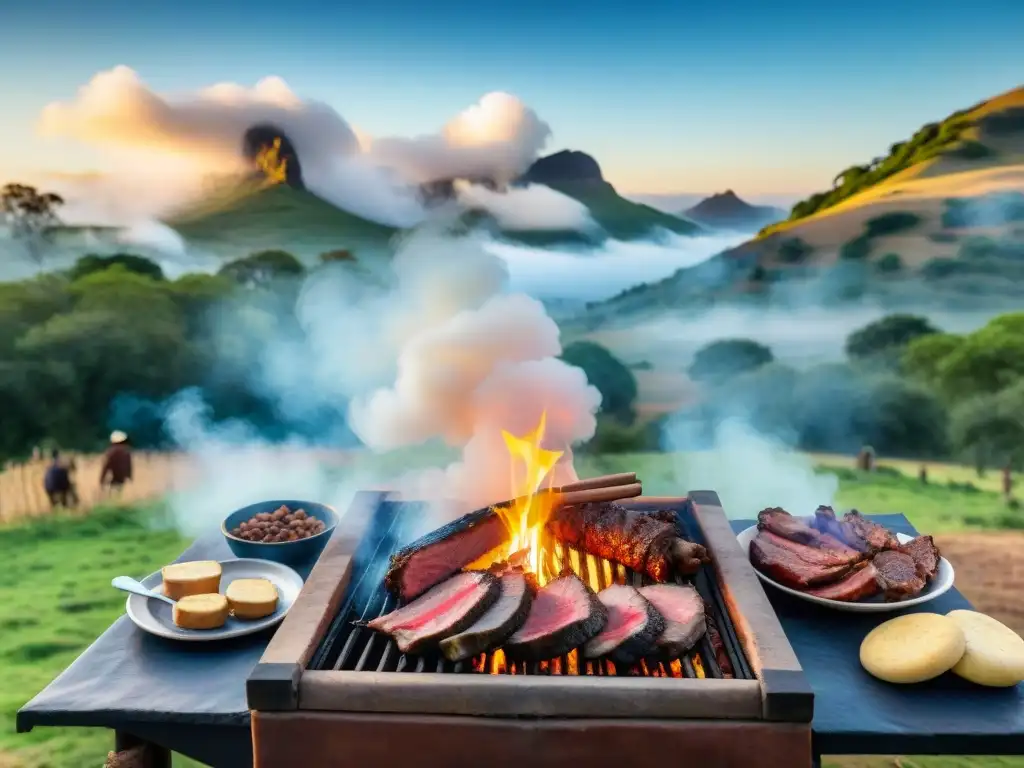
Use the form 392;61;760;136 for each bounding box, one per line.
0;0;1022;197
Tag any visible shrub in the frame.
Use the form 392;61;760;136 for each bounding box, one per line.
560;341;638;425
777;237;813;264
953;140;993;160
864;211;922;237
69;253;165;282
689;338;774;383
845;314;940;362
981;107;1024;136
958;236;999;261
839;235;872;260
876;253;903;273
581;416;660;454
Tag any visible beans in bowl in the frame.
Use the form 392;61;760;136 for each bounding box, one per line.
230;505;326;543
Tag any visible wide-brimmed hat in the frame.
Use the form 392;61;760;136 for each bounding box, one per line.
110;430;128;444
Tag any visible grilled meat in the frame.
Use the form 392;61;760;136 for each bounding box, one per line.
843;510;900;552
583;585;666;664
547;502;709;581
439;570;536;662
705;613;734;678
805;564;881;601
638;583;707;658
366;570;500;653
504;573;607;661
900;535;941;582
873;550;926;601
757;507;860;554
384;506;510;600
810;505;873;553
749;530;865;589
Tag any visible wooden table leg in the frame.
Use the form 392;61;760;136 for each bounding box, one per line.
105;730;172;768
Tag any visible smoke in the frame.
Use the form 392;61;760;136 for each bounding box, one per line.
35;67;556;229
455;181;596;233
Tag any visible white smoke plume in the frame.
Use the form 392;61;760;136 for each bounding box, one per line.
35;67;555;229
455;181;596;233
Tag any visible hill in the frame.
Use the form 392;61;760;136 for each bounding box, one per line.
683;190;785;232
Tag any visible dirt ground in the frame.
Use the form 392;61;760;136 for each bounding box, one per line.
933;531;1024;636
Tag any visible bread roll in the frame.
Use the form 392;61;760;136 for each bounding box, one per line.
173;593;230;630
948;610;1024;687
226;578;279;620
859;613;965;684
161;561;222;600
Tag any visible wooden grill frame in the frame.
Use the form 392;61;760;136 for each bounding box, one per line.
247;491;813;725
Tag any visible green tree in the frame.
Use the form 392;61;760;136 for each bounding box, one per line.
0;182;64;263
845;314;940;364
219;250;305;287
951;382;1024;471
777;237;813;264
864;212;922;237
689;339;774;383
876;253;903;273
69;253;165;282
839;235;872;261
560;341;638;424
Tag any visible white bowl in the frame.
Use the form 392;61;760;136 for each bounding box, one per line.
736;525;955;612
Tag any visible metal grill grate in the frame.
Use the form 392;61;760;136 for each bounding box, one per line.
309;499;753;680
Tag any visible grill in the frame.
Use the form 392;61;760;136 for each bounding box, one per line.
248;491;815;768
308;498;752;682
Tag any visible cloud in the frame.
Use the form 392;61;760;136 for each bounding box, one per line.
455;181;596;232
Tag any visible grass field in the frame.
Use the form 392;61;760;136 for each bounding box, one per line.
1;454;1022;768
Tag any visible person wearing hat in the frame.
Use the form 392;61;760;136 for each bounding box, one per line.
100;431;133;494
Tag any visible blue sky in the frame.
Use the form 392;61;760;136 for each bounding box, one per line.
1;0;1021;196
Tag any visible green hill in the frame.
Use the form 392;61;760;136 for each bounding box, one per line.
551;179;702;240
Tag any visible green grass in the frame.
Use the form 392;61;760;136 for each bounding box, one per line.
2;455;1021;767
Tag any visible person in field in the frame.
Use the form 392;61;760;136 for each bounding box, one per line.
100;431;133;494
44;448;75;508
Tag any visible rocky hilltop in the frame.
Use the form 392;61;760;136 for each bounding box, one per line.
683;190;785;232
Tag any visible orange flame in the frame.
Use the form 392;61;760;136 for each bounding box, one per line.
254;137;288;186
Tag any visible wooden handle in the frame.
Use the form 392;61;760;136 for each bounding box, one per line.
557;473;637;493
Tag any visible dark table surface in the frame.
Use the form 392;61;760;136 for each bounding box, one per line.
732;514;1024;757
17;515;1024;767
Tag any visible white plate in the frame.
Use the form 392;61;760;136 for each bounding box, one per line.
125;558;304;641
736;526;955;612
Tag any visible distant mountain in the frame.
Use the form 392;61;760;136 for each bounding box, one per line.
683;190;786;232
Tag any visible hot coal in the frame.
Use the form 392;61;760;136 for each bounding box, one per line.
638;583;707;658
366;570;500;654
504;573;607;661
582;584;666;664
901;535;941;581
749;530;864;589
242;123;305;189
805;564;881;602
547;502;709;581
384;506;510;601
439;570;536;662
873;550;926;601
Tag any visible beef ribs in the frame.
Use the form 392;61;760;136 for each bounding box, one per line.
749;530;864;589
809;505;871;553
582;585;666;664
638;583;707;658
547;502;709;581
805;563;881;601
843;510;900;552
504;573;607;660
872;550;926;601
366;570;500;653
384;506;510;600
758;507;861;554
439;570;536;662
900;535;941;581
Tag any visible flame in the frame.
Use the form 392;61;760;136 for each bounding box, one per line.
254;137;288;186
494;412;564;583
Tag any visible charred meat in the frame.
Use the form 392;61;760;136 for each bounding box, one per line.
873;550;926;601
439;570;536;662
504;573;607;661
749;530;864;589
638;583;707;658
805;563;881;602
810;505;872;553
758;507;861;554
547;502;709;581
843;510;900;552
366;570;500;654
384;506;509;600
583;585;666;664
900;535;941;582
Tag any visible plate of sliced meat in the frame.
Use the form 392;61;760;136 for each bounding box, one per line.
737;506;954;612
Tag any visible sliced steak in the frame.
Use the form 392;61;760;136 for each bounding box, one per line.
872;550;926;601
439;570;536;662
811;505;872;553
583;585;666;664
384;506;510;600
504;573;607;660
638;583;707;658
843;510;900;552
367;570;500;653
749;530;862;589
758;507;860;554
805;564;881;601
900;535;941;581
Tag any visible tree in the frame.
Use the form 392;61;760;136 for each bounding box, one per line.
69;253;165;282
777;238;813;264
218;250;305;287
845;314;940;363
951;382;1024;471
1;183;65;263
689;339;774;383
560;341;638;424
839;235;872;261
876;253;903;273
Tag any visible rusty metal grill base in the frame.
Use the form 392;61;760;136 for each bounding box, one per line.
308;499;753;681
